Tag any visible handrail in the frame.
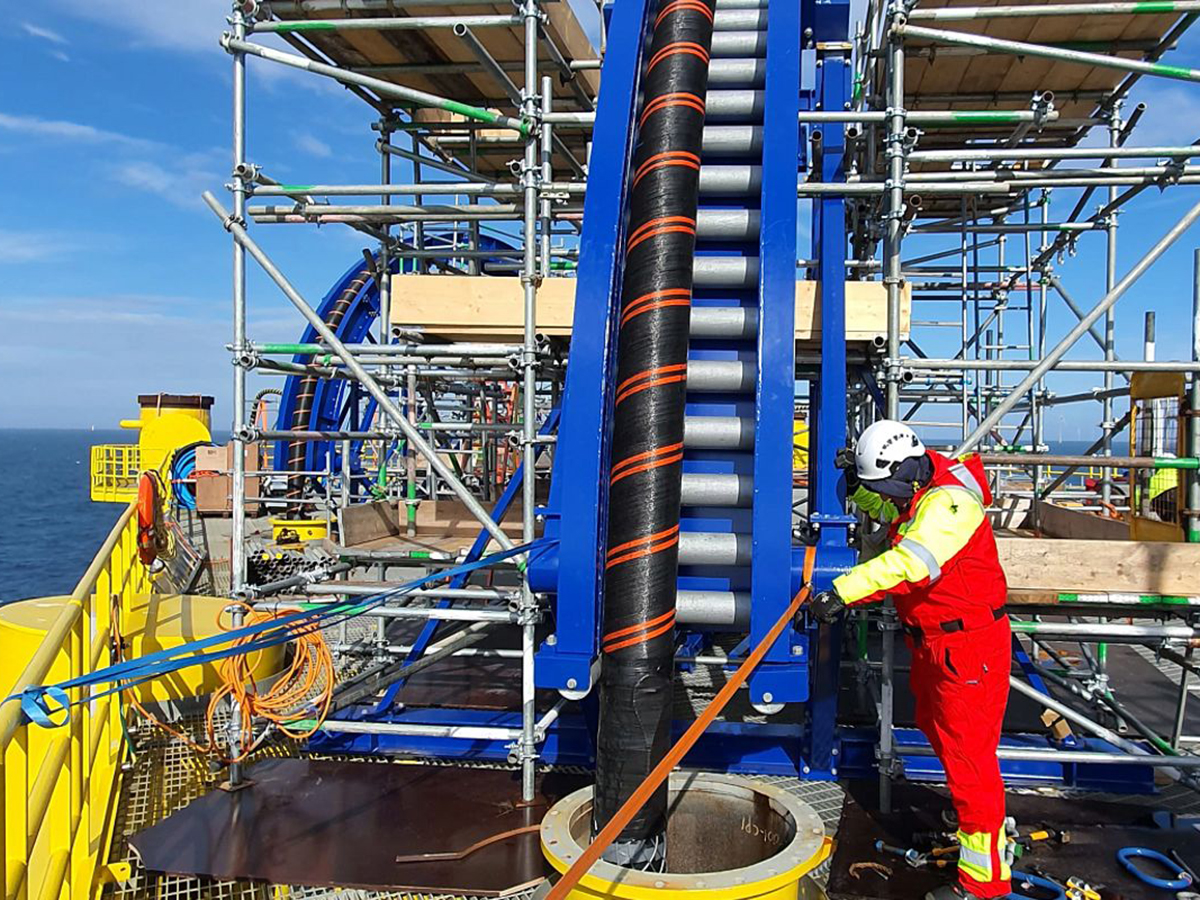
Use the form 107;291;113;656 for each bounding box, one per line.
1;501;143;900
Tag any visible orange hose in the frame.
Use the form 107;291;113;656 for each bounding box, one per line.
546;545;818;899
114;595;335;762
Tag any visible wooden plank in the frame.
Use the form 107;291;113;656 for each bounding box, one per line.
998;537;1200;594
389;274;912;342
1033;501;1131;541
340;499;401;546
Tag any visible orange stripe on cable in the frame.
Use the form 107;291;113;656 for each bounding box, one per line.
606;524;680;559
646;41;710;74
545;546;819;900
614;363;688;397
626;213;696;246
614;373;688;406
603;616;678;653
621;297;692;328
610;442;685;477
610;450;684;485
602;607;677;645
654;0;714;27
605;531;681;569
621;287;691;318
632;152;701;188
626;223;696;253
639;92;705;128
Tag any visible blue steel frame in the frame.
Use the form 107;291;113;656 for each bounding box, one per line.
307;0;1169;794
806;23;857;775
531;0;654;694
748;0;806;709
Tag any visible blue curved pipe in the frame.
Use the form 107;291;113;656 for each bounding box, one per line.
273;234;525;493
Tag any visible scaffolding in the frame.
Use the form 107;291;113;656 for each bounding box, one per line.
206;0;1200;816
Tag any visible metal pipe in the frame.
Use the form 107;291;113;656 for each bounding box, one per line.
519;0;540;802
1009;619;1195;640
903;358;1200;372
309;718;523;741
801;109;1060;124
1008;676;1190;782
202;191;516;551
900;745;1200;766
377;139;494;183
896;23;1200;84
252;14;523;32
228;2;249;786
1191;249;1200;542
221;37;529;134
982;453;1198;468
955;194;1200;455
910;145;1200;162
909;1;1200;19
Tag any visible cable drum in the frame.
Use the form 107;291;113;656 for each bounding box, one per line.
593;0;716;870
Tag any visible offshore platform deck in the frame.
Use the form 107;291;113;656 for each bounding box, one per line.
10;0;1200;897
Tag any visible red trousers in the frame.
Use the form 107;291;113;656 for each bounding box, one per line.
910;615;1012;898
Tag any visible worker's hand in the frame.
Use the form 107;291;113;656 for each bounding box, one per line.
835;447;860;492
809;589;845;624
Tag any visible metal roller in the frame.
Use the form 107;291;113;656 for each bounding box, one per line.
695;208;761;241
712;8;767;30
704;89;765;120
702;125;763;155
714;0;766;8
710;31;766;56
680;472;753;507
675;590;750;628
707;58;767;85
683;415;755;449
689;306;758;339
686;359;755;392
677;531;752;566
693;256;759;288
699;165;762;195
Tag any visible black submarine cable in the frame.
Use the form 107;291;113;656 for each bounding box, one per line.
592;0;716;869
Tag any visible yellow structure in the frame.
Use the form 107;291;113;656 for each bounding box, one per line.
90;394;214;503
271;519;330;543
1;505;149;900
121;594;283;706
792;420;809;471
540;773;830;900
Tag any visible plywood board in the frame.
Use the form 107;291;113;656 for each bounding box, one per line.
389;274;911;342
340;498;401;546
1032;501;1131;541
998;537;1200;594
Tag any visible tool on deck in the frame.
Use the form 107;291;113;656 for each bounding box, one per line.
1010;869;1069;900
873;840;952;869
1116;846;1194;891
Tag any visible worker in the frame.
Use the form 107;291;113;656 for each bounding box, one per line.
810;420;1012;900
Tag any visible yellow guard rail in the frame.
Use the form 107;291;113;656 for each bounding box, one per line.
2;502;147;900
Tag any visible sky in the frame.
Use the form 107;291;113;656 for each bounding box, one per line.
1;1;1200;440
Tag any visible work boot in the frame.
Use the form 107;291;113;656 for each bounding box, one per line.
923;885;982;900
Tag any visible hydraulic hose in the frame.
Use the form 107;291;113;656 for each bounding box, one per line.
286;267;371;515
593;0;716;869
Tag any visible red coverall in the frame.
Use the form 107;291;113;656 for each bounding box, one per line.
834;449;1012;898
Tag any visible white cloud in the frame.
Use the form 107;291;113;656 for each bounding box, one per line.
49;49;71;63
108;152;224;211
0;229;73;263
0;111;159;150
294;131;332;158
46;0;227;54
22;22;68;44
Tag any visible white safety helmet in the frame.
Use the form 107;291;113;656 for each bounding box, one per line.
854;420;926;482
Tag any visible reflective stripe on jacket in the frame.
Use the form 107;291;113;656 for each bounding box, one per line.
833;450;1007;630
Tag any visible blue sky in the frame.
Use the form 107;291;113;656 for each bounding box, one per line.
2;1;1199;442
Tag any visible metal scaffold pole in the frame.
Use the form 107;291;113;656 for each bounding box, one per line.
228;0;249;787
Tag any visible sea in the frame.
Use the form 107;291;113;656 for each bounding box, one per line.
0;429;1104;604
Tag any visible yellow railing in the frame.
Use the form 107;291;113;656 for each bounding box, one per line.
1;502;147;900
89;446;141;504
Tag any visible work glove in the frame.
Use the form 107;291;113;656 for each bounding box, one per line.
809;589;845;624
835;446;860;492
